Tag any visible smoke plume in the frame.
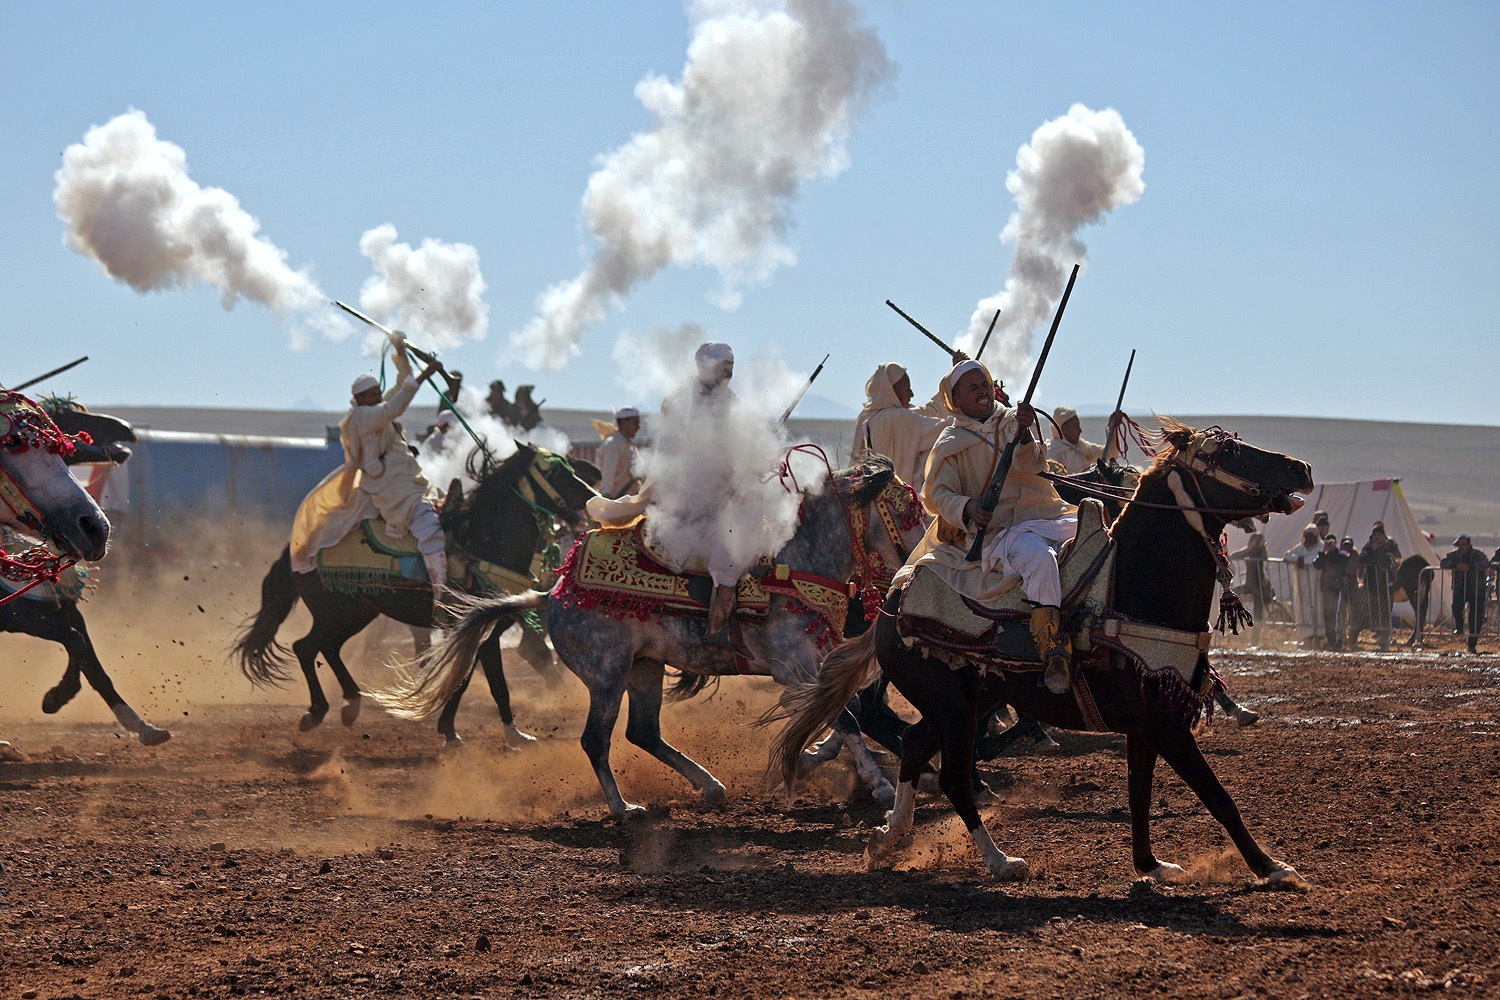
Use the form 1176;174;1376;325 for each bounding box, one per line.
415;390;571;498
358;224;489;350
960;104;1145;381
52;109;348;346
609;327;823;579
513;0;895;370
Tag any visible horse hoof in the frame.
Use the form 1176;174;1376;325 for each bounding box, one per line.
1264;864;1311;892
138;727;172;747
871;780;896;810
617;804;649;821
1235;709;1261;726
864;829;899;869
298;713;323;732
700;781;729;808
443;735;465;749
41;690;68;714
0;741;23;762
503;725;538;747
987;856;1030;882
1144;862;1187;884
340;697;363;727
1031;736;1063;754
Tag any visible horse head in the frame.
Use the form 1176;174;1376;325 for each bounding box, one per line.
0;389;110;560
446;442;598;569
780;454;925;597
1150;420;1313;521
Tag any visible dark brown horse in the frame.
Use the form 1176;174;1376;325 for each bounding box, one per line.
774;421;1313;887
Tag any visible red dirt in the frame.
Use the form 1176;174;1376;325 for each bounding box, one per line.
3;617;1498;998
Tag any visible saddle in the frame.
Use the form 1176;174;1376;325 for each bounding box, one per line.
314;518;534;597
895;498;1218;721
896;498;1115;667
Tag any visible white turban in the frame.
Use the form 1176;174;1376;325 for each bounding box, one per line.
351;374;380;396
614;406;640;420
940;360;992;411
434;409;459;429
695;342;734;372
1053;405;1078;424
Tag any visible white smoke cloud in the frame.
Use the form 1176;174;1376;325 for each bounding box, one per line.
513;0;895;370
357;224;489;351
52;109;348;347
960;104;1146;382
609;326;823;579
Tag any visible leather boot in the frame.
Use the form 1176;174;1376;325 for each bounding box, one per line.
1030;605;1073;695
706;583;738;640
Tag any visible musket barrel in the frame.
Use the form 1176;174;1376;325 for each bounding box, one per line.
1102;348;1135;463
965;263;1080;562
12;356;89;392
975;308;1001;361
885;300;956;356
779;354;830;425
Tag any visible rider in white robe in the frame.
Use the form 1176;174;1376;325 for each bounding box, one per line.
852;362;952;494
289;342;449;608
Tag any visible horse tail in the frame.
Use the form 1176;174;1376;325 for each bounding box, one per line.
666;670;719;702
374;590;549;720
765;625;882;791
232;546;300;687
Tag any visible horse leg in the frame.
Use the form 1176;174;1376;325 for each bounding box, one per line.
477;625;535;747
322;641;366;727
42;658;82;714
866;716;938;869
579;668;641;817
290;630;332;731
1127;734;1184;883
64;608;171;746
435;669;475;748
1153;723;1306;888
290;604;377;731
830;713;895;808
934;696;1029;882
623;659;727;808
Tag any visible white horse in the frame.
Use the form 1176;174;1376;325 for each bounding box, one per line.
0;389;168;755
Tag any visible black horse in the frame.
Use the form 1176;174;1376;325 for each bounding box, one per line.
775;421;1314;886
232;443;596;743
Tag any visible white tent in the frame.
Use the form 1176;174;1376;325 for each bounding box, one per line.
1227;480;1438;565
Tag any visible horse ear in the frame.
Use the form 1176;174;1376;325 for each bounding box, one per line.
445;477;464;509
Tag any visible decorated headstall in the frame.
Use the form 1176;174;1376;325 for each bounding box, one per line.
514;447;576;516
0;390;91;600
1169;427;1266;501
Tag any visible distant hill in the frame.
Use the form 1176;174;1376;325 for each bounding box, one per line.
94;404;1500;548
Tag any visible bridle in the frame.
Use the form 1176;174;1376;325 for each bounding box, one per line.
0;390;92;604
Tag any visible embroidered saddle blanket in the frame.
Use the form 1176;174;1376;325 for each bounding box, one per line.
315;518;535;598
553;520;772;622
893;498;1217;715
896;498;1116;667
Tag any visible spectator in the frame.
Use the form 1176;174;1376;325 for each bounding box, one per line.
1229;532;1273;637
1339;536;1361;645
1285;524;1323;645
1440;534;1490;653
1314;534;1350;650
1311;509;1331;538
1360;523;1401;650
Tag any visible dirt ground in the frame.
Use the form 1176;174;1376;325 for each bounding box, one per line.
3;562;1499;999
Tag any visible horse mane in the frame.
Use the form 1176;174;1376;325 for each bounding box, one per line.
440;445;535;532
834;454;896;507
1140;417;1243;478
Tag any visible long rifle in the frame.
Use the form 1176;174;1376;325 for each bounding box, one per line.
974;308;1002;361
884;300;956;356
333;300;493;461
1101;348;1136;463
965;263;1080;562
13;356;89;392
779;354;829;426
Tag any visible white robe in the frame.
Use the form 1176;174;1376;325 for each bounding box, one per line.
289;352;433;573
1047;435;1105;474
852;363;950;493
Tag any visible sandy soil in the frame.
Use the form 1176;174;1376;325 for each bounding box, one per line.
3;571;1499;999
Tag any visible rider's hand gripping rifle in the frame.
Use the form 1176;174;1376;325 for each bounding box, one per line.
965;263;1079;563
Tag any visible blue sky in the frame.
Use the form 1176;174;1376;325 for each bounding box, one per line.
3;1;1496;425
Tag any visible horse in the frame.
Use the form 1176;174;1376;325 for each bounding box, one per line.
1;389;169;753
379;454;928;816
232;443;597;742
773;421;1314;887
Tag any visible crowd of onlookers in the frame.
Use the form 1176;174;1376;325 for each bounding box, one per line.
1231;510;1494;653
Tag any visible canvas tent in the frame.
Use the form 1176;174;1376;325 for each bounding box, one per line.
1226;480;1437;566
